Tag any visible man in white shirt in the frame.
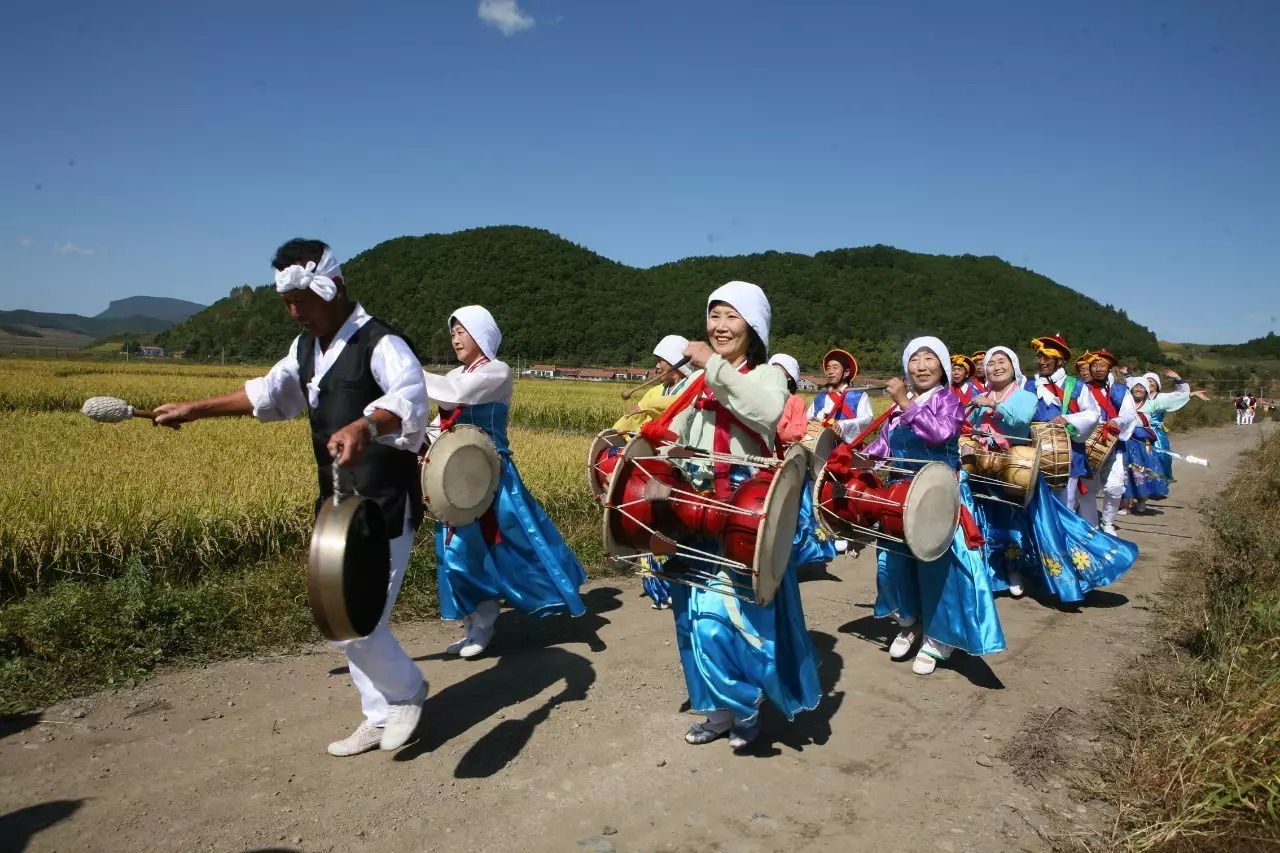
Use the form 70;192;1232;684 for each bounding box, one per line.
152;239;429;757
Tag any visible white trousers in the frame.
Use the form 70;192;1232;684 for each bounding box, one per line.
332;513;423;727
1237;411;1245;425
1073;450;1126;527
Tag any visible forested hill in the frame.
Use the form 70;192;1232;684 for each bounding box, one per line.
157;226;1162;371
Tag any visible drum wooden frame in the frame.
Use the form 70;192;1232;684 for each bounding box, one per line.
420;423;502;527
1030;422;1072;490
957;435;1042;508
600;439;807;606
1084;423;1120;473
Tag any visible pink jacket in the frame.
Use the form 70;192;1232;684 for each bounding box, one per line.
777;395;808;444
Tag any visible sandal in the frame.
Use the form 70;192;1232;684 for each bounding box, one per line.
685;719;731;745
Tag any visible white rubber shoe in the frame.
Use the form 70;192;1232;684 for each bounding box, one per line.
446;614;474;655
380;680;427;751
913;638;952;676
1101;524;1119;536
327;721;382;757
460;600;499;658
1008;571;1025;599
889;627;918;660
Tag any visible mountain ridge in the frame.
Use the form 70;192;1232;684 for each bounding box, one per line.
157;225;1165;371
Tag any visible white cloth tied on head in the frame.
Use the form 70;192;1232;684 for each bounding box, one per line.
768;353;800;385
903;335;952;387
653;335;692;375
1125;376;1146;392
707;280;771;356
1143;371;1161;392
274;247;343;302
983;345;1024;384
449;305;502;361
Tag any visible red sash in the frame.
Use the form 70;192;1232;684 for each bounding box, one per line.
1041;379;1081;415
821;386;855;426
639;362;768;498
1088;381;1119;420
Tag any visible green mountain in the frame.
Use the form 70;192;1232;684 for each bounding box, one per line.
96;296;206;324
0;309;174;338
157;226;1164;371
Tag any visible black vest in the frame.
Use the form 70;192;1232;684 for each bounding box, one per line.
297;317;424;533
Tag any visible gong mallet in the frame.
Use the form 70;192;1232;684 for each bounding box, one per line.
80;395;186;431
620;356;693;401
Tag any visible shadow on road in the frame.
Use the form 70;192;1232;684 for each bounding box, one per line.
744;631;845;757
393;645;595;777
0;799;84;853
0;712;42;741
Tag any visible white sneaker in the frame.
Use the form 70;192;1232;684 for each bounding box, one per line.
1116;507;1129;516
380;680;427;751
1101;524;1119;536
1008;571;1025;599
889;627;918;660
327;721;382;757
446;615;473;655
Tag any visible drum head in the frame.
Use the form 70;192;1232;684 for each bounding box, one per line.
422;424;502;527
901;462;960;563
602;437;656;563
308;495;391;641
752;445;806;606
586;428;629;498
806;428;839;479
1007;442;1042;508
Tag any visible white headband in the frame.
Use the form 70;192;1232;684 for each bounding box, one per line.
768;353;800;385
983;345;1025;383
449;305;502;360
903;335;952;387
274;247;342;302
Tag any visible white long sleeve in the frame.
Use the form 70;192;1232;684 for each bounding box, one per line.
422;360;513;407
242;305;428;452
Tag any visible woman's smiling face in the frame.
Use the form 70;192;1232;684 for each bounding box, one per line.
706;302;749;362
907;348;945;392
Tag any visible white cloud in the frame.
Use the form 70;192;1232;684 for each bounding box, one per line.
18;237;33;247
478;0;535;36
55;242;95;255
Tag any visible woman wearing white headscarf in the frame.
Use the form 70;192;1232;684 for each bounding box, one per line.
862;336;1004;675
424;306;587;658
642;281;821;750
967;347;1138;605
1122;376;1174;512
1138;369;1192;486
612;335;694;434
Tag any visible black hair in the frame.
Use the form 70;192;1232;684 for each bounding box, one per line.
785;374;797;395
746;329;768;369
272;238;329;271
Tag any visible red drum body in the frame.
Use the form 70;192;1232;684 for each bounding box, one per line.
601;439;805;606
814;459;960;562
586;428;629;499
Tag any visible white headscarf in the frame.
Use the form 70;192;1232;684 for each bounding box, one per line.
449;305;502;360
983;345;1025;384
274;247;343;302
768;353;800;386
1126;376;1148;397
653;335;692;376
707;280;771;356
1143;371;1161;393
903;336;952;387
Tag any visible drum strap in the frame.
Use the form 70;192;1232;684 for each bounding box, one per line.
1041;378;1081;416
820;387;855;426
958;505;985;549
1088;382;1119;420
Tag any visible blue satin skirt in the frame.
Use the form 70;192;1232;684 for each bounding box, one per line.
974;498;1041;594
1124;438;1169;500
1153;425;1175;483
793;479;838;567
435;457;587;621
1025;478;1138;601
665;539;822;723
874;473;1006;656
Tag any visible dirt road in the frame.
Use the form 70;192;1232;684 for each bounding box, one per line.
1;424;1268;853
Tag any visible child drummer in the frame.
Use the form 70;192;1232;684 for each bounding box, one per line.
152;239;429;757
645;281;821;750
424;306;587;658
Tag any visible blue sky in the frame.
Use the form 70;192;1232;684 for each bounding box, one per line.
2;0;1276;343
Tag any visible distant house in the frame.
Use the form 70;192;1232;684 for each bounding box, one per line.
527;364;557;378
171;350;187;359
138;345;165;358
797;375;822;392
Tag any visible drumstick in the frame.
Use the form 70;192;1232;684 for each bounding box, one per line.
81;396;159;423
621;356;692;401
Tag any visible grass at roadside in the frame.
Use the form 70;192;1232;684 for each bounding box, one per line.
1099;430;1279;851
